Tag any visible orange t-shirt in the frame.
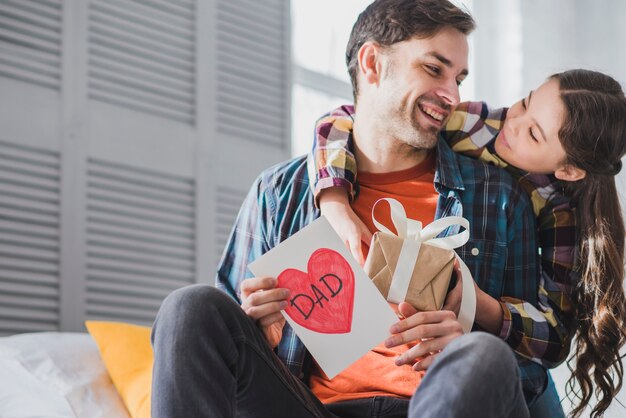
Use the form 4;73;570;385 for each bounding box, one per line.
309;153;438;404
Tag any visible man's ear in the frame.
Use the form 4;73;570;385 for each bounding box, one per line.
357;41;382;86
554;164;586;182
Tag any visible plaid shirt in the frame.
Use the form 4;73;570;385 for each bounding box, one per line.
310;104;577;369
216;139;548;400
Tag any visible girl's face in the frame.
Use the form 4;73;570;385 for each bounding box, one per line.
495;78;569;174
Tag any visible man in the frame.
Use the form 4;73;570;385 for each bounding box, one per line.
151;1;548;417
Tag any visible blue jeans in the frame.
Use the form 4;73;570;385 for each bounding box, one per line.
528;374;565;418
151;285;531;418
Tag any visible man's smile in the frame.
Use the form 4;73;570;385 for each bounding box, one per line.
417;102;449;127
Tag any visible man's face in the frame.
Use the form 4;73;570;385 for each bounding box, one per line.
372;27;469;150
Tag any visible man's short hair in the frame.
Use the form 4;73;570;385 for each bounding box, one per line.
346;0;475;101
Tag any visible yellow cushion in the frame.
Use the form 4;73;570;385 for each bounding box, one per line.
85;321;152;418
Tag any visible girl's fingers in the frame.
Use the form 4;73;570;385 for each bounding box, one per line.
349;237;365;265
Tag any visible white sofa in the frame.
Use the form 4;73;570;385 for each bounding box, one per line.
0;332;130;418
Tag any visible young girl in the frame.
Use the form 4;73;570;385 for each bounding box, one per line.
308;69;626;417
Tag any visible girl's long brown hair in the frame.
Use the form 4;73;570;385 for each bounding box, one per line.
553;70;626;417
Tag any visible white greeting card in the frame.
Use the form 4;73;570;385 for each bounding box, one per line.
248;216;397;379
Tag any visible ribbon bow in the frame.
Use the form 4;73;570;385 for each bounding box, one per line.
371;198;476;333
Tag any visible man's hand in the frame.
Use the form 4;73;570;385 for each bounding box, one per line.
319;187;372;265
385;302;463;371
240;276;290;348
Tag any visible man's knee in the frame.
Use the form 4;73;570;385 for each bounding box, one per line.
159;284;233;316
153;285;239;339
445;332;519;377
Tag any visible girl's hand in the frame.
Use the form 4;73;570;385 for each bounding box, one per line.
318;187;372;265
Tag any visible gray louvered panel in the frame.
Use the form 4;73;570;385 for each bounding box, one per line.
218;58;284;93
2;194;59;217
168;0;194;7
0;319;57;335
0;182;59;203
87;224;193;248
87;247;193;272
87;235;192;260
0;205;58;227
217;115;281;147
89;57;192;97
1;280;58;298
5;0;62;17
89;2;191;43
89;32;192;71
0;229;57;251
89;8;192;52
90;64;192;101
216;14;283;47
90;44;191;81
219;81;283;110
0;51;58;89
218;69;285;100
87;178;193;207
0;244;57;263
131;0;194;19
215;186;246;260
88;188;193;217
0;41;60;69
88;0;196;124
86;158;195;325
0;14;59;43
0;141;60;334
86;303;158;325
88;196;193;229
0;1;61;29
218;34;285;71
218;1;283;35
0;268;57;286
88;211;192;238
87;291;164;312
87;258;191;282
0;293;57;310
89;158;194;194
0;218;57;240
0;0;61;89
89;19;192;62
87;268;191;290
0;160;59;182
0;255;57;275
98;0;193;32
216;0;288;148
218;100;284;133
87;279;179;300
89;82;193;124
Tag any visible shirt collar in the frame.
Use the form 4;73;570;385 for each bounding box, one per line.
434;138;465;192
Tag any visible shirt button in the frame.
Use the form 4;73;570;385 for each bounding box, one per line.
299;372;305;379
471;247;480;256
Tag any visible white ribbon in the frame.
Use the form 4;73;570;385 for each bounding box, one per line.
371;198;476;333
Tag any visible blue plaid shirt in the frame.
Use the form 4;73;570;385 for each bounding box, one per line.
216;139;545;401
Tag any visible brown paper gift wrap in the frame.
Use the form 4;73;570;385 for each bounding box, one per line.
364;232;455;311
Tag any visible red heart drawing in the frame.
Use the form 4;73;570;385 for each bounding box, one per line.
277;248;355;334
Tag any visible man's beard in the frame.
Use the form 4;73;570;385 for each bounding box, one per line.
387;100;440;150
